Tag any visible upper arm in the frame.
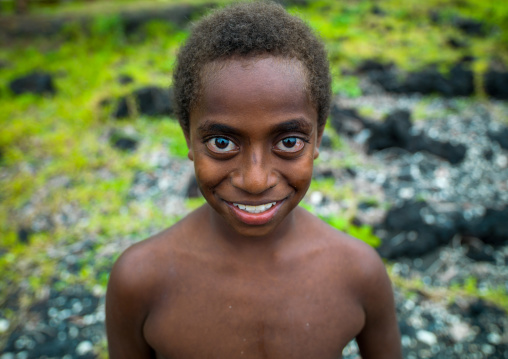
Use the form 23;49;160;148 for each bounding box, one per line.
354;246;402;359
106;245;156;359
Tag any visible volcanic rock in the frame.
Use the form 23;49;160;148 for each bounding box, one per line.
113;86;174;118
484;70;508;100
9;71;56;96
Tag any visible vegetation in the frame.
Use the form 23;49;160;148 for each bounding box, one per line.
1;0;507;354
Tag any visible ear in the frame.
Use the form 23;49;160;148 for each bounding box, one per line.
184;132;194;161
314;126;325;160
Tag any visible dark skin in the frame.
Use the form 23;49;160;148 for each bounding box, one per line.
106;56;402;359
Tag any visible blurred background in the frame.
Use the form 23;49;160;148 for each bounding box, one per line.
1;0;507;358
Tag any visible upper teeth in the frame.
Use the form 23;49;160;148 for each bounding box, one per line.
233;202;276;213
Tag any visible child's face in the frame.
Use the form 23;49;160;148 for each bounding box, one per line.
186;56;322;237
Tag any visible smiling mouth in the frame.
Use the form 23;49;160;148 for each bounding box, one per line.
232;202;277;214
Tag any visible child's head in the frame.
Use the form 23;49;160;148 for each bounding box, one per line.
173;1;331;135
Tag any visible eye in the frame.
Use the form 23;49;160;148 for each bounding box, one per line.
206;137;239;153
274;137;305;153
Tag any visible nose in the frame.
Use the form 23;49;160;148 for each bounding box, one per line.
230;151;278;194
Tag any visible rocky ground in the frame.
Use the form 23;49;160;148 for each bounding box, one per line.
2;81;508;358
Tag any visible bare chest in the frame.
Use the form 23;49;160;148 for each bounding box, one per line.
143;261;365;359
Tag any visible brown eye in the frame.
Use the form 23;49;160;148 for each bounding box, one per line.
206;137;239;153
274;137;305;152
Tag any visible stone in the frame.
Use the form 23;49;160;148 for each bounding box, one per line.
376;201;460;258
0;318;9;333
447;63;474;96
356;59;392;73
488;127;508;150
484;70;508;100
453;16;486;36
416;330;438;346
118;74;134;85
464;206;508;245
9;71;56;96
110;136;138;152
113;86;174;118
17;227;32;244
329;104;367;137
366;109;412;153
76;340;93;355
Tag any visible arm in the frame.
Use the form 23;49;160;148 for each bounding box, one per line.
355;247;402;359
106;245;155;359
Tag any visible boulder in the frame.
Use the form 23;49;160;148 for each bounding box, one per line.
484;70;508;100
118;74;134;85
463;206;508;246
377;201;460;259
365;109;467;164
109;130;138;152
488;127;508;150
9;71;56;95
329;104;367;137
363;61;474;97
366;109;412;153
453;16;487;37
113;86;174;119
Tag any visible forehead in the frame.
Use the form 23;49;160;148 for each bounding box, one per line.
190;56;316;128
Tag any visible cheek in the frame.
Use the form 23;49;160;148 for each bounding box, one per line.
194;157;229;191
285;156;315;191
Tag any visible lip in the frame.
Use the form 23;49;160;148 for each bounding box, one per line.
225;199;285;226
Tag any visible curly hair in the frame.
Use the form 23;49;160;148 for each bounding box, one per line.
173;1;331;134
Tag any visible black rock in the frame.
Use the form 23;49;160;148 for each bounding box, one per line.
464;206;508;245
408;136;467;165
319;132;333;148
367;62;474;97
484;70;508;100
371;5;385;16
483;148;494;160
113;86;174;118
366;109;413;153
453;16;486;37
488;127;508;150
367;68;401;92
329;104;367;137
365;109;467;164
447;37;467;49
118;74;134;85
111;136;138;152
465;244;496;262
9;71;56;96
109;130;138;152
401;68;451;96
17;227;32;244
356;59;392;73
377;201;459;259
447;63;474;96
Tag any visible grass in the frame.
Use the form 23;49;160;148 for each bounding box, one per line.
1;0;508;354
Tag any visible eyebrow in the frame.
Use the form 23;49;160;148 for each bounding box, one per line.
271;118;313;134
197;118;313;136
197;121;241;136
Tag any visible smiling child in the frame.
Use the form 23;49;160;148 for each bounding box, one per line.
106;2;402;358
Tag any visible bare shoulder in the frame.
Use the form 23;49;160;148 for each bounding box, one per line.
106;208;209;358
297;207;390;294
107;207;206;309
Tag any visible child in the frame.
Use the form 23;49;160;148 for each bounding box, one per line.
106;2;402;358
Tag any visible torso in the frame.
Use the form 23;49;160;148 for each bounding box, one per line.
139;206;368;359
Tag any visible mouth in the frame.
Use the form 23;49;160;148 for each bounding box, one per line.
232;202;277;214
225;200;285;226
